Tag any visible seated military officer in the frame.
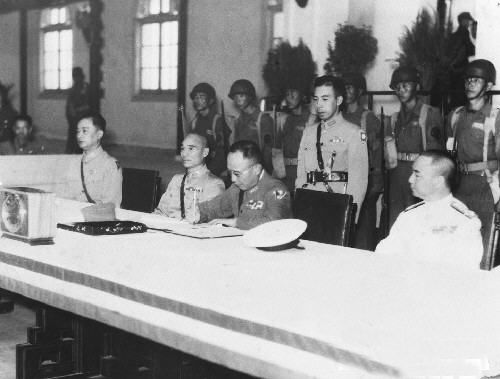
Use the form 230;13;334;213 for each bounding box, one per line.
376;150;483;270
12;114;46;155
66;113;122;207
155;133;225;219
192;140;292;230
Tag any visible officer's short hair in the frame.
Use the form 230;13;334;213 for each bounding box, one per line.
420;150;457;191
313;75;346;111
313;75;346;100
184;132;208;149
229;140;262;165
79;112;106;133
14;114;32;126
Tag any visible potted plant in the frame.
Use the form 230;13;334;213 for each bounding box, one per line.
324;23;378;76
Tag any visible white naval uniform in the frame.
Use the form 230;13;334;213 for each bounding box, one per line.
375;194;483;270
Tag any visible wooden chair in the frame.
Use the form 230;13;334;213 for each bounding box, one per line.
121;168;161;213
293;188;355;247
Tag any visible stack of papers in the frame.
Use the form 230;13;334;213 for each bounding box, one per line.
140;214;243;239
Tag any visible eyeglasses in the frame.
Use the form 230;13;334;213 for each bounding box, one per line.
229;164;255;178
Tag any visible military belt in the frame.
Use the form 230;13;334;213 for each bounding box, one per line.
306;170;348;183
284;158;298;166
459;160;498;175
397;152;420;161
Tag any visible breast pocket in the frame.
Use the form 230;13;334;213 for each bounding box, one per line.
323;140;348;168
302;140;318;170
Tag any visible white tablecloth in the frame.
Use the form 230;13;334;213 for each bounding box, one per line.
0;199;499;378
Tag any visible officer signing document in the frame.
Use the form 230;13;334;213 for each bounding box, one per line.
190;140;292;230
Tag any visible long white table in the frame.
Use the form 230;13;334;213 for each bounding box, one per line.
1;199;500;378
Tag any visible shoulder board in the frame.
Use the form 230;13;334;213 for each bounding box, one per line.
403;201;424;212
450;201;476;219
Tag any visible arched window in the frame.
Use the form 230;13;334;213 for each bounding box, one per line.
136;0;179;93
40;7;73;91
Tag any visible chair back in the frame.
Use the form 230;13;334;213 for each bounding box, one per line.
294;188;354;246
122;168;161;213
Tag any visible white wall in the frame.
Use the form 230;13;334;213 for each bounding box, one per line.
0;11;20;111
475;0;500;98
283;0;349;75
28;3;90;141
186;0;268;120
24;0;271;149
2;0;498;149
281;0;445;114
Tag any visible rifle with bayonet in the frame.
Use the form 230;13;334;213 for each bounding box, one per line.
379;107;390;239
485;202;500;270
220;100;232;157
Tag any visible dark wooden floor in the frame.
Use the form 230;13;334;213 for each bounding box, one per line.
0;301;35;379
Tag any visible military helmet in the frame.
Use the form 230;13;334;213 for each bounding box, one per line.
389;67;420;90
458;12;474;23
342;72;367;92
189;82;216;100
228;79;256;100
464;59;496;85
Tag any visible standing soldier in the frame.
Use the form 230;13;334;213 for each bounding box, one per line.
342;72;383;250
65;67;90;154
229;79;274;173
386;67;444;226
447;59;499;266
0;82;17;155
275;87;313;192
189;82;228;177
296;75;368;215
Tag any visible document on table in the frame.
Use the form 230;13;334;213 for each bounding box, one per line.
140;214;243;239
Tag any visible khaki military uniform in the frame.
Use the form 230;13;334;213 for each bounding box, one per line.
376;194;483;270
191;110;228;176
71;146;122;207
0;106;16;155
155;165;225;219
275;109;310;192
234;108;274;173
386;99;443;226
447;103;500;266
344;106;382;250
13;137;46;155
295;115;369;211
198;171;292;230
